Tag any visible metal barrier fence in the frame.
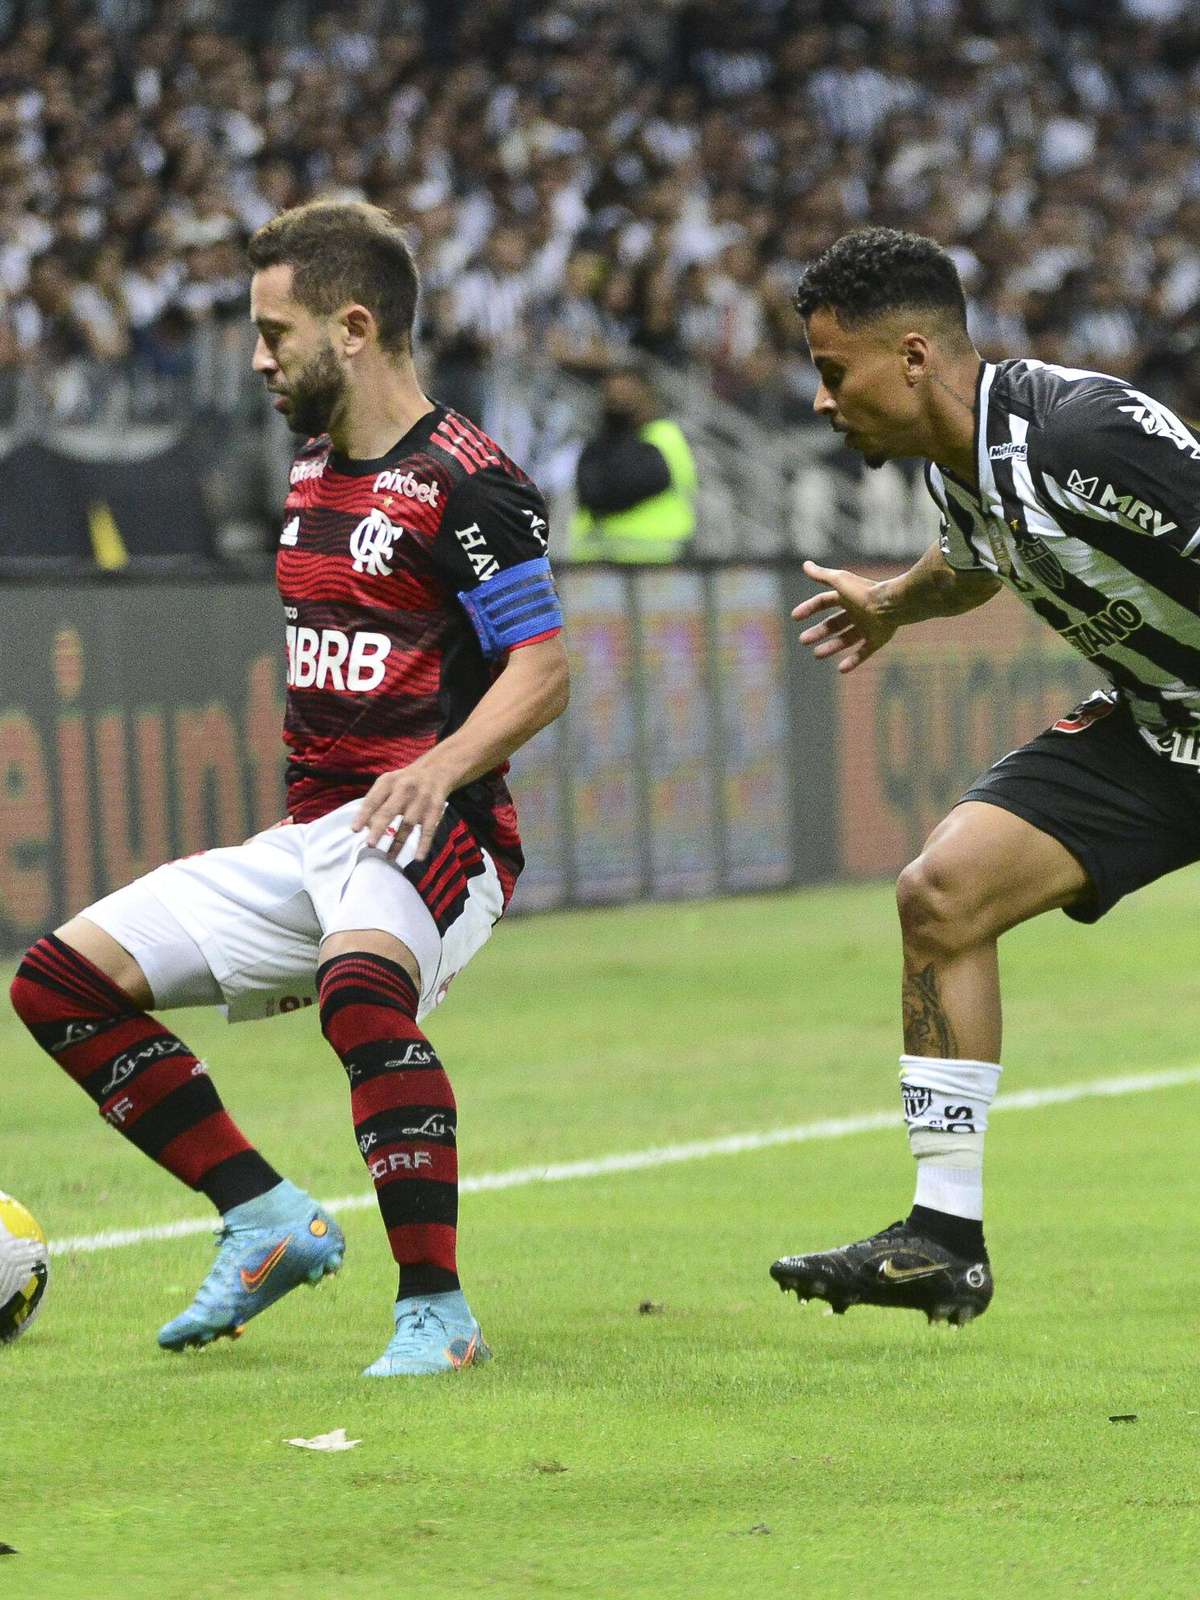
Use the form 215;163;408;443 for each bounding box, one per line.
0;565;1095;952
0;348;942;572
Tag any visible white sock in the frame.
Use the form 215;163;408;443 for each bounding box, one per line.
899;1055;1001;1222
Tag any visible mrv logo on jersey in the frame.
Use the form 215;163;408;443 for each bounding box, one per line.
1066;470;1178;537
285;626;392;691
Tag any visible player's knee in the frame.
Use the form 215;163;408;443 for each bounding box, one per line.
316;947;422;1056
10;938;58;1029
11;933;144;1036
8;968;28;1029
896;852;984;958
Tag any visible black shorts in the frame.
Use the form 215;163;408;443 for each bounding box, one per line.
961;693;1200;923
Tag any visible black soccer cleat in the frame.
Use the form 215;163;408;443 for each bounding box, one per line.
769;1220;993;1327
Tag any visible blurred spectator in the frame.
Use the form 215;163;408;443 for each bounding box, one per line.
4;0;1200;429
570;363;696;563
540;247;632;375
450;225;535;359
70;240;131;360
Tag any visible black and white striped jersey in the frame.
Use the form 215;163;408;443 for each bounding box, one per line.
926;358;1200;742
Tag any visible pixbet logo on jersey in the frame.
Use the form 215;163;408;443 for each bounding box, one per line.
372;468;440;506
285;626;392;691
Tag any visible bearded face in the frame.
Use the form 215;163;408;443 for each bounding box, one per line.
279;341;347;437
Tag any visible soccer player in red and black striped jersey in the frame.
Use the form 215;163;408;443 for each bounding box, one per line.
10;201;569;1376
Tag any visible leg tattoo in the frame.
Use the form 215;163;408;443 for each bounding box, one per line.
903;962;959;1057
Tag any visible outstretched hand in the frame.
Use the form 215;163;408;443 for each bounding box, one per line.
791;559;898;673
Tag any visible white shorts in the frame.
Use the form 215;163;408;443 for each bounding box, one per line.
82;800;505;1025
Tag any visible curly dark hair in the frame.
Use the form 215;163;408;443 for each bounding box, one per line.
794;227;968;331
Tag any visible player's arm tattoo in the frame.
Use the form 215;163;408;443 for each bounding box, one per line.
902;963;958;1057
875;542;1000;624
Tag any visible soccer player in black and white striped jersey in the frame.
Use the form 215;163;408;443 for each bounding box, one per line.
770;226;1200;1326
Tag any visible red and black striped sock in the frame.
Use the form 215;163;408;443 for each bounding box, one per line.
10;933;280;1213
317;950;459;1299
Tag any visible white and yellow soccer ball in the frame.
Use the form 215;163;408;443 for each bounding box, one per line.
0;1191;49;1344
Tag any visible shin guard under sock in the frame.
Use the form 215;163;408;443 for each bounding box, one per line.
10;934;280;1212
317;950;460;1298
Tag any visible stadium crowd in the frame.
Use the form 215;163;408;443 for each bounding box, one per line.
5;0;1200;426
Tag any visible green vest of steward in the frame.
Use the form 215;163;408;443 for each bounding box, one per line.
570;419;697;562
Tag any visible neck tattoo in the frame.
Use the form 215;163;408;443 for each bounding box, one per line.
930;370;974;414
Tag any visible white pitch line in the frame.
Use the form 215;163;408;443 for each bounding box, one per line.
50;1063;1200;1256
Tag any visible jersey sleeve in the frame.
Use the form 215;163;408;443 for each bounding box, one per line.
1031;380;1200;557
430;467;563;659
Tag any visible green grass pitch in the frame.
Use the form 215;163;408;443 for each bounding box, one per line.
3;873;1200;1599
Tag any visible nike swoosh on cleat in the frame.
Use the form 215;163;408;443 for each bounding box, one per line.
445;1333;478;1369
240;1235;292;1293
879;1258;946;1282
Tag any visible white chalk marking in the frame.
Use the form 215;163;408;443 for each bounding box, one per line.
50;1064;1200;1255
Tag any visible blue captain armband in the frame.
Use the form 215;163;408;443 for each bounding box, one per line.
457;556;563;660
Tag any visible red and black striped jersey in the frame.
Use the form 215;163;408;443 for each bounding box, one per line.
276;403;561;902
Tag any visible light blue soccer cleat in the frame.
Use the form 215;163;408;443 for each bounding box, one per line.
157;1180;344;1351
362;1289;492;1377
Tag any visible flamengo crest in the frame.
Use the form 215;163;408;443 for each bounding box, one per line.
350;508;401;576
